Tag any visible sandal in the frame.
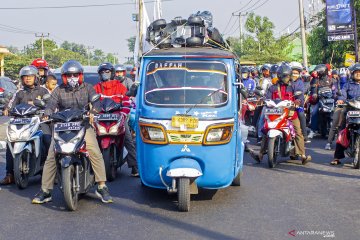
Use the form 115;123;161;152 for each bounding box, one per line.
330;159;342;165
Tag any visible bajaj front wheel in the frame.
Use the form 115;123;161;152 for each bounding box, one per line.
62;165;78;211
267;137;278;168
13;151;30;189
177;178;190;212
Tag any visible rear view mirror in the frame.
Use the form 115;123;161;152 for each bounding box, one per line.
254;89;263;97
294;91;303;96
256;86;262;90
43;94;51;101
33;99;46;108
90;94;100;103
240;88;248;99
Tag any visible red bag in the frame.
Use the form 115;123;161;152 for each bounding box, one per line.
336;128;350;148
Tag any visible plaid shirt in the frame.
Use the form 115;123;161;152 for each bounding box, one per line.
45;83;101;116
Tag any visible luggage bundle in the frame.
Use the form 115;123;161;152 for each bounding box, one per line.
146;11;229;50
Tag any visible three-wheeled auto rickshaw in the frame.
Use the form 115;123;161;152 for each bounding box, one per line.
136;47;246;211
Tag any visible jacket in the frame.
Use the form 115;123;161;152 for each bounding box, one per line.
7;85;48;110
93;80;128;103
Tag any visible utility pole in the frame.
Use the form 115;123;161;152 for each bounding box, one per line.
35;33;49;59
86;46;94;66
298;0;308;67
138;0;144;58
232;12;247;51
353;0;359;62
112;53;119;65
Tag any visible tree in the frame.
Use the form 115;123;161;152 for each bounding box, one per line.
127;36;136;53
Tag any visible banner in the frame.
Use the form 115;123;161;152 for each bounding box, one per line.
344;53;355;67
326;0;353;33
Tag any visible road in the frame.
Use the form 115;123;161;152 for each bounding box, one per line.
0;135;359;240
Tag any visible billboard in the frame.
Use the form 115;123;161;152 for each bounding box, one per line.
326;0;354;33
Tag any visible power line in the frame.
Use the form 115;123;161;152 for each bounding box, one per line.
241;0;263;13
0;0;172;10
223;17;239;35
245;0;271;12
222;15;235;34
232;0;254;14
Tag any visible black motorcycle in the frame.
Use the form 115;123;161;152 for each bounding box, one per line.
51;95;100;211
318;87;335;138
344;97;360;169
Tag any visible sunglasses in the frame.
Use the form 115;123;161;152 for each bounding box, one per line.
101;70;111;74
65;73;80;78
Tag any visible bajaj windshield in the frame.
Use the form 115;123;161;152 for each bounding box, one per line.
144;61;228;107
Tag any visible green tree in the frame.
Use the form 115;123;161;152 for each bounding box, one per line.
127;36;136;53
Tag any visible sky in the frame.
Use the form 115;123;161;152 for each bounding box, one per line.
0;0;324;63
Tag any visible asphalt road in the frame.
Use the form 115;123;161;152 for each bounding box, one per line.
0;135;359;240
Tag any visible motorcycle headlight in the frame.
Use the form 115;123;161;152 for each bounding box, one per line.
203;124;233;145
96;124;108;135
139;123;168;144
109;122;121;135
54;129;85;154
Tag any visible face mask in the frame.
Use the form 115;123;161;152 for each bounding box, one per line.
281;76;290;84
115;75;125;82
67;77;79;88
101;72;112;81
291;74;300;81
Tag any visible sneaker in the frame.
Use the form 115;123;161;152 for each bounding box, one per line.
325;143;331;150
249;150;263;163
95;185;113;203
32;189;52;204
305;138;311;143
308;130;315;139
301;155;312;165
131;166;139;177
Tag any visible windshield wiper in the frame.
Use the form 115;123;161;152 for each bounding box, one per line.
184;88;223;115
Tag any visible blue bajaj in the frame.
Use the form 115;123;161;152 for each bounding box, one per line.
136;48;245;211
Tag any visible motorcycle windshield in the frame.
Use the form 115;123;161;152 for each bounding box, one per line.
52;109;84;122
144;61;228;107
101;98;118;113
12;103;38;116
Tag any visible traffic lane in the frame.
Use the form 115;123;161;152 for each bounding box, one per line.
0;138;359;240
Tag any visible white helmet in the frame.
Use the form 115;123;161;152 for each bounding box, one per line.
339;67;347;76
289;62;303;72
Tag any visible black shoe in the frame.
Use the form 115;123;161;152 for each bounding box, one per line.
95;186;113;203
32;189;52;204
249;150;263;163
131;166;139;177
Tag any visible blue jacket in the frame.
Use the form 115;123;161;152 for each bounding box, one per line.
338;80;360;101
242;78;256;92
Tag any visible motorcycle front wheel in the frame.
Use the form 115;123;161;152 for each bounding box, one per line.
103;146;117;182
267;137;278;168
13;151;31;189
62;165;78;211
353;135;360;169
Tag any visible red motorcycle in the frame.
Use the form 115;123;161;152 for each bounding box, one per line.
262;99;296;168
93;96;131;181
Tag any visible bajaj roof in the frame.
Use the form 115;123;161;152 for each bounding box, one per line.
143;47;236;59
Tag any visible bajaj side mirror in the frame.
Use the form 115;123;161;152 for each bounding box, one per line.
90;94;101;103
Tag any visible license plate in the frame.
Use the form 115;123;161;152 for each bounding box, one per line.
97;114;120;121
247;97;257;102
323;99;334;104
10;118;32;125
265;108;283;115
172;115;199;128
347;111;360;117
54;122;82;132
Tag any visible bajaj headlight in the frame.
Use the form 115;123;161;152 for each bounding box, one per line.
139;123;168;144
203;124;233;145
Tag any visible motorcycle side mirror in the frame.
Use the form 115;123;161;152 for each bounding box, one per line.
42;94;51;101
33;99;46;108
256;86;262;90
254;89;263;97
240;88;248;99
294;91;303;96
336;91;342;96
90;94;101;103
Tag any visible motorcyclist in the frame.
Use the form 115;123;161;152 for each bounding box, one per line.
250;67;260;85
93;62;139;177
114;65;133;92
32;60;113;204
0;66;51;185
250;63;312;164
241;67;256;92
290;62;310;143
31;58;49;85
44;72;58;93
270;64;279;85
339;67;348;89
308;64;336;139
330;63;360;165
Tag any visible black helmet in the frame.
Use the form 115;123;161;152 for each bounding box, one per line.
241;67;250;74
314;64;328;77
277;63;292;84
98;62;115;81
270;64;279;73
332;69;339;75
61;60;84;85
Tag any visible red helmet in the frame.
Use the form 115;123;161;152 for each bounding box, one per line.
31;58;49;70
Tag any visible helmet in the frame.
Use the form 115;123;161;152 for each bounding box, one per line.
339;67;347;76
289;62;303;73
314;64;328;77
250;67;258;74
241;67;250;74
261;64;271;72
97;62;115;81
61;60;84;86
332;69;339;75
277;63;292;84
19;66;38;85
114;64;126;72
350;63;360;75
270;64;279;73
31;58;49;70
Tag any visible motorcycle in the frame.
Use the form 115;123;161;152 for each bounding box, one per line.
51;94;100;211
263;99;296;168
242;90;263;136
93;96;130;181
6;98;48;189
343;98;360;169
318;87;335;138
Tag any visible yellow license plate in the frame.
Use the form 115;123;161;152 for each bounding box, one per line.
171;115;199;128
